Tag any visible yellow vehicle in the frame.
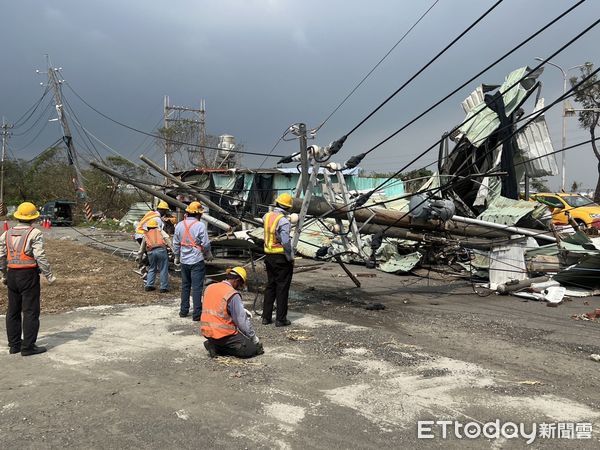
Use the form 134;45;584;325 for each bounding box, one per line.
531;193;600;229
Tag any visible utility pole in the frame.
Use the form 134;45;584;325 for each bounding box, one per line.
535;58;590;191
44;59;93;221
163;95;170;186
199;99;207;167
0;117;13;217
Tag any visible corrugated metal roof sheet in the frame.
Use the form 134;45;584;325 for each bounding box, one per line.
476;196;538;225
516;99;559;177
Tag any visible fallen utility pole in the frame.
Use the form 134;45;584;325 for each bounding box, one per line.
139;154;242;226
90;161;232;232
356;222;526;250
291;197;556;242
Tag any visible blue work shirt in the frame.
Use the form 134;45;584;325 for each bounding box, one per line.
173;217;211;265
224;281;256;339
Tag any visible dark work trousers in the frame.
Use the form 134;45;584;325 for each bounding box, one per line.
262;254;293;322
209;333;259;358
6;268;41;350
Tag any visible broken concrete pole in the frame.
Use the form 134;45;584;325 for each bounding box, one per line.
139;154;242;227
90;161;233;232
496;276;550;295
291;197;554;241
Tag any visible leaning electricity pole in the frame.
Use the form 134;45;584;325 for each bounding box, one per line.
43;60;93;221
0;117;13;217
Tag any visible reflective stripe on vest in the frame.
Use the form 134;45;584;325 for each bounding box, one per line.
135;211;160;235
181;219;204;251
200;282;238;339
6;227;37;269
263;211;284;254
145;228;166;251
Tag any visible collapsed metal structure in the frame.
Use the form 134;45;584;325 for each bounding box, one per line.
91;67;600;295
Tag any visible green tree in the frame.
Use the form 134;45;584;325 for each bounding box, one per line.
570;62;600;201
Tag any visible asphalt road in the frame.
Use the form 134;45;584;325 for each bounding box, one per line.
1;229;600;448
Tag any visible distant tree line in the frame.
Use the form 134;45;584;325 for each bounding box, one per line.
3;148;151;221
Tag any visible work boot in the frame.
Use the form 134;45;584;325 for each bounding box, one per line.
204;340;217;358
261;318;272;325
9;344;21;354
179;312;188;318
145;286;156;292
21;345;47;356
159;288;170;293
275;319;291;327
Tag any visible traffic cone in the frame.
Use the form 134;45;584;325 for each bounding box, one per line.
47;219;52;229
43;219;48;229
2;221;8;231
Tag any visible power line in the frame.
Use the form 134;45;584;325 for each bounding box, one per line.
344;0;504;139
351;0;586;163
314;0;440;132
60;78;287;159
11;86;51;129
356;15;599;201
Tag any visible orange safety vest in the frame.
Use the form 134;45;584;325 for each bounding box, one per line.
200;282;238;339
6;227;38;269
135;211;160;235
145;228;166;251
181;219;204;251
263;211;285;254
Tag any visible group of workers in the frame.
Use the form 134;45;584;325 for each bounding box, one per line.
133;192;296;358
1;193;295;359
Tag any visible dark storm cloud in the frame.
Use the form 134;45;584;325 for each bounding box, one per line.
1;0;599;189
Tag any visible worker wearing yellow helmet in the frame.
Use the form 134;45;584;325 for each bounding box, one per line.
261;192;294;327
201;266;263;358
1;201;56;356
137;218;173;293
134;200;171;244
172;200;213;321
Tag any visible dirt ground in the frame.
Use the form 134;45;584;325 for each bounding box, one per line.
0;239;181;314
1;232;600;448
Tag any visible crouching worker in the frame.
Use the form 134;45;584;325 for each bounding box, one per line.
137;218;173;293
201;267;264;358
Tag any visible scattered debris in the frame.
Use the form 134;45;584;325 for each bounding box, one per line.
571;309;600;321
590;354;600;362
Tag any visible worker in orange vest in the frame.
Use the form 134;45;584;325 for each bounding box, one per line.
134;200;171;244
137;218;173;293
0;202;56;356
201;267;263;358
262;193;294;327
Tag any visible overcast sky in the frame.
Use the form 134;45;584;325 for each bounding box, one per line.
2;0;599;190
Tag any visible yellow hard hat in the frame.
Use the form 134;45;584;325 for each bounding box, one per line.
13;202;40;221
147;218;159;228
186;201;204;214
229;266;247;284
157;200;169;210
275;193;293;208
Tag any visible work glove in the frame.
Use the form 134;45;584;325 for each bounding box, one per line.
47;275;57;285
252;335;260;345
244;308;253;319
